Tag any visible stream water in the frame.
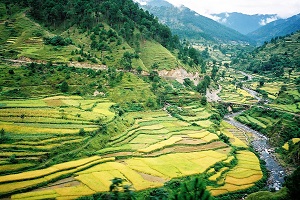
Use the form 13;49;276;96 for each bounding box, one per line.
224;112;286;190
224;71;286;190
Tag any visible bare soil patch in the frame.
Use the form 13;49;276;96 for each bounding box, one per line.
35;177;80;191
137;172;168;183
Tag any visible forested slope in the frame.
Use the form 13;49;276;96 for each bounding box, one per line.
0;0;208;71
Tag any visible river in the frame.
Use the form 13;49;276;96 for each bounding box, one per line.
225;112;286;191
215;70;285;190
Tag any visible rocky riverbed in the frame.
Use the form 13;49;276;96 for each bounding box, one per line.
225;112;286;191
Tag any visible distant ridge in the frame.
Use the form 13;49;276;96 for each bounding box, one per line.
137;0;254;44
212;12;278;35
247;14;300;44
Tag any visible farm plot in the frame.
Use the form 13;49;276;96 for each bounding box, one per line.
208;150;263;196
0;96;115;173
0;156;114;196
282;138;300;150
3;108;263;199
220;121;249;148
11;150;230;199
219;84;255;104
101;111;220;155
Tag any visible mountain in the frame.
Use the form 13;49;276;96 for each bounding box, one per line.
212;12;278;35
232;30;300;75
136;0;254;44
1;0;208;71
247;14;300;44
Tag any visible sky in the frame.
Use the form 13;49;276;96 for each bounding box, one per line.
164;0;300;19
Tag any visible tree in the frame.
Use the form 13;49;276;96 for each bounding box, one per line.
146;98;156;109
236;82;243;89
174;177;212;200
224;63;229;68
149;70;159;82
120;52;133;71
197;76;211;95
259;78;265;87
183;78;195;89
20;113;25;121
211;66;218;80
288;69;293;80
151;62;159;70
136;66;143;75
9;154;18;164
201;96;207;105
60;81;69;93
79;128;85;136
109;177;135;200
148;188;169;200
8;69;14;75
278;85;287;96
219;133;230;144
201;64;206;74
285;167;300;199
0;128;7;143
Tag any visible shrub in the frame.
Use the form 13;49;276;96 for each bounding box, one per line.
8;69;14;74
60;81;69;93
79;128;85;136
9;154;18;164
44;35;73;46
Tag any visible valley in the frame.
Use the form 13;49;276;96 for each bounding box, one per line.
0;0;299;200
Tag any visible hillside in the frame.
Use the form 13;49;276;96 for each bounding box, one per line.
0;0;210;72
247;13;300;44
212;12;278;35
0;1;299;200
232;31;300;75
137;0;254;44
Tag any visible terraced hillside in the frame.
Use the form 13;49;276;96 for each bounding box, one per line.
0;109;264;199
0;96;115;173
0;8;186;71
2;1;294;199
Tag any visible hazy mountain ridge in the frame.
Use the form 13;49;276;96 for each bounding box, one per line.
212;12;279;35
137;0;254;44
247;14;300;44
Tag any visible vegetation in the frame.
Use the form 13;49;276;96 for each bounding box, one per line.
232;31;300;77
0;0;299;200
235;106;300;146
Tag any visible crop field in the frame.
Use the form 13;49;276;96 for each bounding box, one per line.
282;138;300;150
260;83;281;96
139;41;179;70
220;121;249;147
0;4;279;199
2;109;263;199
219;83;256;104
208;150;262;196
0;96;115;171
268;103;300;113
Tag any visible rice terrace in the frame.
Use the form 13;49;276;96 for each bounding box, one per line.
0;0;300;200
0;99;264;199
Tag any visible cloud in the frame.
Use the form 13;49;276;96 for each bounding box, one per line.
134;0;148;6
259;16;279;26
165;0;300;19
210;15;221;22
